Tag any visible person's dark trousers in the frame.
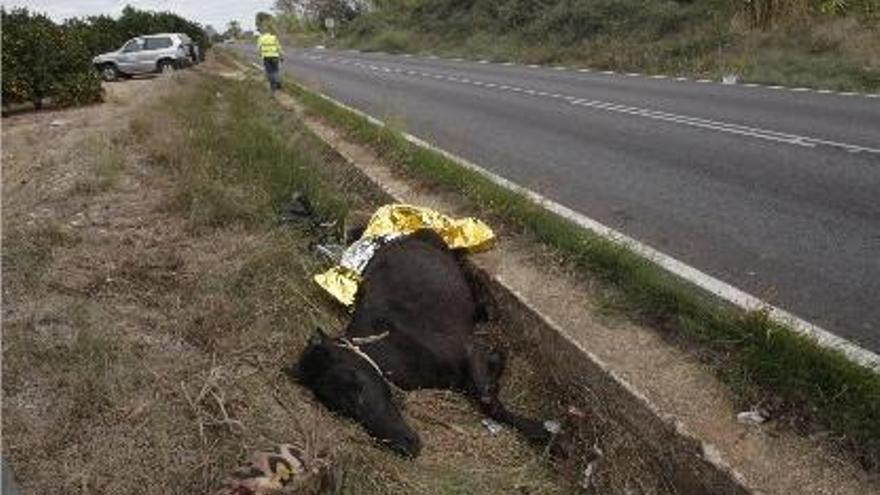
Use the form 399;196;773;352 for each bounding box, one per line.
263;57;281;91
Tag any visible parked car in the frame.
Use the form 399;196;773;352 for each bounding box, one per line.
93;33;198;81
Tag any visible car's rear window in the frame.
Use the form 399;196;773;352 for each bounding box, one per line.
145;37;173;50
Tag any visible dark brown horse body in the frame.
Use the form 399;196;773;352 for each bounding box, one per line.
294;230;554;456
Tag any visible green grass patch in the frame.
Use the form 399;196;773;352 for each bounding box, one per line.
149;73;381;233
287;80;880;469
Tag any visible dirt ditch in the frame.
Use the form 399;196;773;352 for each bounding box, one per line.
2;60;621;494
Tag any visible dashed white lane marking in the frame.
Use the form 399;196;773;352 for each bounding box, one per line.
302;53;880;154
298;49;878;98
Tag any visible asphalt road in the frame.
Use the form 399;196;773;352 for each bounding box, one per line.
237;45;880;353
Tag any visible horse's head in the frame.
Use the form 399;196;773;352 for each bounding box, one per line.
291;329;421;457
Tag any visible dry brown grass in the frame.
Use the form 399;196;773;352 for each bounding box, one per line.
1;58;610;494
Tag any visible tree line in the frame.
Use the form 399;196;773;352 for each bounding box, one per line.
2;6;210;110
264;0;877;34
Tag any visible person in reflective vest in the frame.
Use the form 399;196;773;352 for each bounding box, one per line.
257;29;283;93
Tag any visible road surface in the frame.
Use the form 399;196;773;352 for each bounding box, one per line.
236;45;880;353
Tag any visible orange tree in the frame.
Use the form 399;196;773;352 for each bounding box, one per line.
1;8;102;109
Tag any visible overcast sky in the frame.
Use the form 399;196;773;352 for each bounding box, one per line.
2;0;273;30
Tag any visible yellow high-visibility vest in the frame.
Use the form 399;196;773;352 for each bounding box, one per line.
258;33;281;59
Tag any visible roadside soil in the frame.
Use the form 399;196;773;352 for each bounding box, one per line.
2;60;600;494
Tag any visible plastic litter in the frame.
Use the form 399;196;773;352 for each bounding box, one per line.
315;204;495;306
580;446;603;489
279;192;314;224
581;460;598;489
543;419;561;435
481;418;503;435
736;409;768;425
49;119;68;127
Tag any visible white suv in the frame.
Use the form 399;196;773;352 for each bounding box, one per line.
93;33;198;81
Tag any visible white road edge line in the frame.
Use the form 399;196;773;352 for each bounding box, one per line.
291;77;880;371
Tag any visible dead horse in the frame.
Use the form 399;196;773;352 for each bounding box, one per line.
292;229;561;456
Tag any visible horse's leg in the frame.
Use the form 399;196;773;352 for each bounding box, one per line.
464;342;504;401
457;256;499;324
465;342;553;445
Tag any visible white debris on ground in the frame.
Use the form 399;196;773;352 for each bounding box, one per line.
580;445;604;489
481;418;503;435
736;409;769;425
543;420;561;435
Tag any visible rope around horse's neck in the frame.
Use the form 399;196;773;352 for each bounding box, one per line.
348;331;389;345
335;332;405;396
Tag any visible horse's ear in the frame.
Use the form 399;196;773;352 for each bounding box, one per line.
309;327;330;346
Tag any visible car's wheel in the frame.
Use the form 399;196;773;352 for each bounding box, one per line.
100;64;120;82
158;60;176;75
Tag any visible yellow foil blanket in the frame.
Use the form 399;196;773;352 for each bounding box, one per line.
314;204;495;306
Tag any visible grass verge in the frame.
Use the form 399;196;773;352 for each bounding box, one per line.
335;4;879;93
3;59;603;494
285;77;880;470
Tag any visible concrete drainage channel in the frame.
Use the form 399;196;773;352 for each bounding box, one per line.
227;59;877;494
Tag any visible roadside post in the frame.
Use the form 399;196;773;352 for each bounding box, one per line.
325;17;336;40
